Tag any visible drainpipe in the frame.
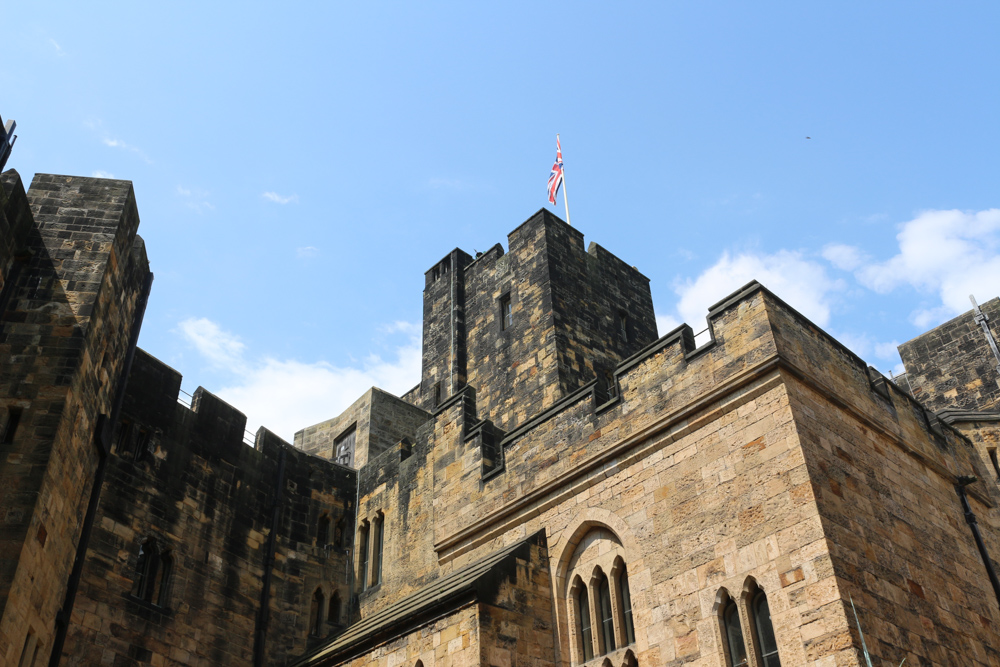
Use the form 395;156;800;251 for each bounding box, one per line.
49;270;153;666
253;444;287;667
955;475;1000;608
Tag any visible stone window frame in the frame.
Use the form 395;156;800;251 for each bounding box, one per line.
368;510;385;588
17;627;40;667
334;424;356;467
567;544;636;663
309;586;325;637
570;575;594;662
317;513;331;550
356;519;370;590
2;406;23;444
499;292;513;332
133;537;173;608
713;578;782;667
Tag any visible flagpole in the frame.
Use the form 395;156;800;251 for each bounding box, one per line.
558;133;571;226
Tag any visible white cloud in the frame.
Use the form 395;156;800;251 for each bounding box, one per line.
177;318;246;369
845;209;1000;326
177;318;422;442
91;170;115;179
49;38;64;55
822;243;867;271
263;191;299;204
672;250;842;329
296;246;320;258
655;313;680;337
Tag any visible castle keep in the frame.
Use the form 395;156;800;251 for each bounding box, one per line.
1;166;999;667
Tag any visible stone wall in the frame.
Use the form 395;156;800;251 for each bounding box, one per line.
60;349;358;667
0;173;150;666
899;297;1000;413
295;388;430;469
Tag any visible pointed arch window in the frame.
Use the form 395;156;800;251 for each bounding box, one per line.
357;520;370;590
750;588;781;667
575;579;594;662
616;564;635;645
720;592;748;667
328;590;341;626
596;571;615;654
309;588;325;636
372;512;385;586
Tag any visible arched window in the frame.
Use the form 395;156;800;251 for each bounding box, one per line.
372;512;384;586
309;588;324;636
154;551;172;607
750;588;780;667
616;563;635;645
595;571;615;654
318;514;331;549
357;520;370;590
135;540;160;603
719;591;748;667
622;648;638;667
575;579;594;662
328;590;341;625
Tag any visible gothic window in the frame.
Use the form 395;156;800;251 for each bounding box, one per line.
334;515;347;549
618;310;629;342
575;578;594;662
372;512;384;586
335;426;356;467
328;590;341;625
135;539;171;606
500;293;512;331
309;588;324;636
114;420;133;455
616;562;635;645
719;591;748;667
596;570;616;654
357;520;370;590
3;407;23;444
318;514;331;549
750;588;781;667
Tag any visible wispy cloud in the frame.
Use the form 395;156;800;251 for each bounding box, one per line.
296;246;320;258
91;170;115;179
48;38;64;56
176;185;215;214
263;191;299;204
102;137;152;164
177;317;422;441
825;209;1000;327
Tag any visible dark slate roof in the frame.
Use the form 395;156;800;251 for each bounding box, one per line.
291;533;542;666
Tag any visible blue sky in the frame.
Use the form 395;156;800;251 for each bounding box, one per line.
4;2;999;440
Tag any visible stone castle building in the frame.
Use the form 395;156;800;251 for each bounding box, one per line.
1;162;999;667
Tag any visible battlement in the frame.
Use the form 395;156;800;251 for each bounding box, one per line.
414;209;656;432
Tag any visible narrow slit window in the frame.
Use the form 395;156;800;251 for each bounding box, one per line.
2;407;22;445
500;294;512;331
135;540;161;603
434;382;442;407
618;311;629;342
154;552;172;607
309;588;324;636
357;521;370;590
990;448;1000;481
115;420;133;455
318;514;331;549
372;513;384;586
328;591;341;625
132;428;150;461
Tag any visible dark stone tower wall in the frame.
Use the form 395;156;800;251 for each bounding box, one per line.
898;297;1000;413
447;209;656;431
417;249;473;411
0;173;151;667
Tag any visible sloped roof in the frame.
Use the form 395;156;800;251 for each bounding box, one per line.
291;532;543;666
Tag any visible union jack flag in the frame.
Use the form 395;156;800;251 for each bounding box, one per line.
546;135;564;205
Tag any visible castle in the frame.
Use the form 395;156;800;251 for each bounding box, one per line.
1;164;999;667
